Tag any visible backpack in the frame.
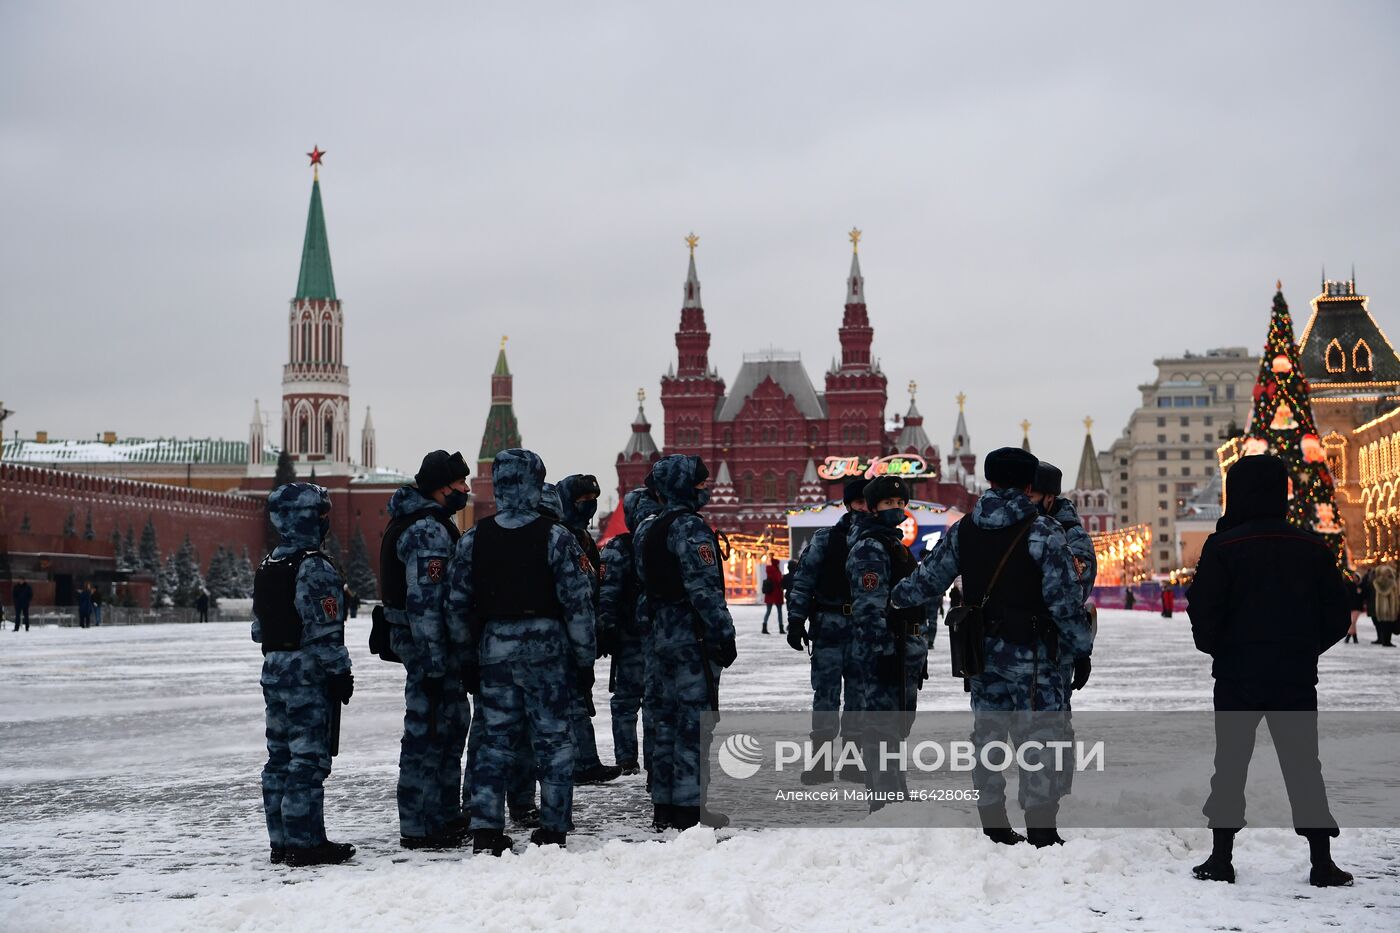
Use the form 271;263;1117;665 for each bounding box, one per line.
761;577;774;595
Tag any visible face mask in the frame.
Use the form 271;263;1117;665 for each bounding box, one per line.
443;490;470;513
877;507;906;528
318;516;331;543
694;487;712;509
575;499;598;522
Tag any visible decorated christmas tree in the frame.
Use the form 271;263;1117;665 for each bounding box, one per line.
1242;282;1346;562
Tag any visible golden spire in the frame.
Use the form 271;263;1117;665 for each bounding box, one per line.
908;379;917;400
1020;419;1032;438
685;232;699;256
849;227;862;253
1276;279;1283;291
637;387;646;404
956;391;966;413
1084;415;1094;433
500;335;508;351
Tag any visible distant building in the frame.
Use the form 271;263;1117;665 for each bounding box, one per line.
471;339;524;523
1105;347;1256;572
643;233;977;535
1066;418;1114;535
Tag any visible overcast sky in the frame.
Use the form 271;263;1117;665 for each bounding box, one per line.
3;1;1398;505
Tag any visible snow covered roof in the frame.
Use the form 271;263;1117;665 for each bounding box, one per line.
717;351;826;422
351;467;413;485
2;436;277;466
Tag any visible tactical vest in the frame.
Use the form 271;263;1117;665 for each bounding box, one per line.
472;516;565;619
958;515;1049;646
643;509;722;604
253;549;321;654
862;526;927;633
814;516;854;609
379;507;462;611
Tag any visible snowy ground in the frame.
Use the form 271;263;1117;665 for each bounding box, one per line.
1;607;1397;932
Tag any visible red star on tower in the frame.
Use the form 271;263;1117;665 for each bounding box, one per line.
307;145;326;167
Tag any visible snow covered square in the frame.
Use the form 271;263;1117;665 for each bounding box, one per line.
0;607;1396;932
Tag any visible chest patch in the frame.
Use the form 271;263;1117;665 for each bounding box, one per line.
426;558;445;583
322;596;339;618
698;543;716;566
861;571;880;592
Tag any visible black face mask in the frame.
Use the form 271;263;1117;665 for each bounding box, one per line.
318;516;331;543
443;490;470;513
575;499;599;523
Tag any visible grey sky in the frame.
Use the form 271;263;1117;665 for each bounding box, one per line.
3;1;1398;505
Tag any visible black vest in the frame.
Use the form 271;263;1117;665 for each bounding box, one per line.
814;515;854;608
253;549;321;654
379;507;462;611
862;526;927;632
643;509;722;604
472;516;565;619
958;515;1048;641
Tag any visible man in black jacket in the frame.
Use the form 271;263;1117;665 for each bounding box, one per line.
1186;454;1352;887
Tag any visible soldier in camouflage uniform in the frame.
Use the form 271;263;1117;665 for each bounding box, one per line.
844;476;929;806
446;448;597;853
786;478;869;785
892;447;1093;847
1029;463;1096;709
557;473;623;785
636;454;737;831
381;450;471;849
253;483;356;867
598;486;663;773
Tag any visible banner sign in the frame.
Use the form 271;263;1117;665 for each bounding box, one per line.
816;454;937;481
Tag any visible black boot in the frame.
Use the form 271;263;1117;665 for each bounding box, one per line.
1193;828;1237;883
269;846;286;865
530;828;567;848
699;806;730;829
472;829;514;856
284;841;356;867
670;805;701;830
575;762;624;785
445;815;473;840
401;832;467;850
1025;805;1064;848
617;760;641;775
800;763;835;786
651;804;675;832
509;806;542;828
762;624;769;634
978;804;1026;846
1306;833;1353;887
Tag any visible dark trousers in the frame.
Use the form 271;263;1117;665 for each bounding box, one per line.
1204;679;1338;837
13;607;29;631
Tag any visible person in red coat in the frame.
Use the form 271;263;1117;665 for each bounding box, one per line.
762;556;785;635
1161;587;1175;618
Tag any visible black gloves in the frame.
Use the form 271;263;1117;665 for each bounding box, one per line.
712;637;738;669
596;629;619;659
786;619;809;652
1071;656;1092;691
875;652;903;686
328;671;354;705
577;665;596;693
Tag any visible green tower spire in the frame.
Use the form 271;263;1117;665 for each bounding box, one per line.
479;336;522;461
295;152;337;301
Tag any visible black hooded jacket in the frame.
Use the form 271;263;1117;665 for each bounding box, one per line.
1186;455;1349;686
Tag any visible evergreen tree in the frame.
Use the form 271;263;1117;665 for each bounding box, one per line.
206;547;230;598
62;509;77;538
322;530;345;574
82;509;95;541
20;512;31;533
110;529;125;569
154;554;179;608
174;534;204;607
1240;283;1346;563
139;518;160;573
238;547;257;596
274;450;297;487
346;531;379;598
123;526;138;569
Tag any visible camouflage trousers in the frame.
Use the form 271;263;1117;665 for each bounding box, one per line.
808;610;862;743
470;653;576;833
261;682;333;849
847;634;911;803
396;665;469;838
464;708;536;816
641;633;657;775
609;637;646;766
571;689;602;773
647;643;720;808
969;637;1068;813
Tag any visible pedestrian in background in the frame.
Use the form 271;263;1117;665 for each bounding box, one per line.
1161;586;1175;618
761;555;785;634
77;585;93;629
91;584;104;627
12;581;32;631
1370;564;1397;647
1344;572;1365;644
196;590;210;623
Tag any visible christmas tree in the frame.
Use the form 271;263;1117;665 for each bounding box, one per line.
1242;283;1346;562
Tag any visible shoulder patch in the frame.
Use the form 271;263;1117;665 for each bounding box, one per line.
861;571;880;591
426;558;445;583
321;596;339;618
579;553;595;575
698;543;716;565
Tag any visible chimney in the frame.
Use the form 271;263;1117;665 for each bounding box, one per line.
103;431;117;444
35;431;48;444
